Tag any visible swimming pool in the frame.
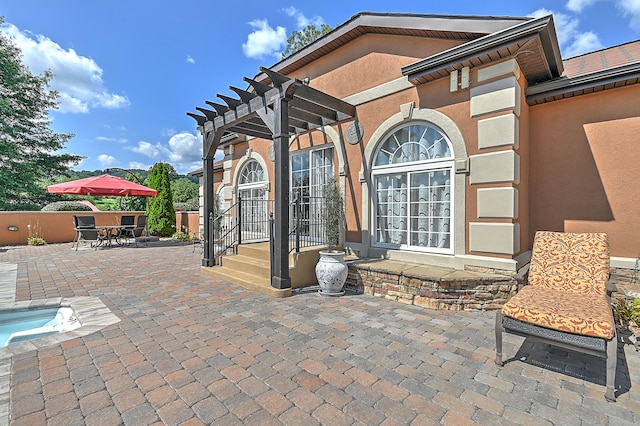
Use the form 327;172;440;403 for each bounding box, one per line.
0;307;80;347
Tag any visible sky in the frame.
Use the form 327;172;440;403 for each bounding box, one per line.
1;1;639;175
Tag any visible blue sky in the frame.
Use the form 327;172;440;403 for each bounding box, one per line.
1;1;639;174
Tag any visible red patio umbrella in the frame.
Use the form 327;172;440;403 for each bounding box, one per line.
46;174;158;197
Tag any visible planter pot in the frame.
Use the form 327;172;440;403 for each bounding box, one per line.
316;250;348;296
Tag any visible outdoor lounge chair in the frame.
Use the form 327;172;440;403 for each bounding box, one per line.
73;215;107;250
495;231;618;402
120;215;148;247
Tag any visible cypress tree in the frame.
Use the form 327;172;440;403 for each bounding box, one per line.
146;162;176;236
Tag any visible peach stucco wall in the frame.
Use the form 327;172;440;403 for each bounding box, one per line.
529;85;640;258
290;34;463;98
0;211;199;246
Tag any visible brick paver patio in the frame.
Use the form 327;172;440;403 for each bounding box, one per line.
1;241;639;425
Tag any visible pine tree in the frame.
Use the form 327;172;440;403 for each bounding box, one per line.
281;24;333;59
146;162;176;236
0;18;81;210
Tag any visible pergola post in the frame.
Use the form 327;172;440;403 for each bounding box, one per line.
202;155;215;267
271;97;291;289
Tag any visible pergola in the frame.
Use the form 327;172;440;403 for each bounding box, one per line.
188;67;356;290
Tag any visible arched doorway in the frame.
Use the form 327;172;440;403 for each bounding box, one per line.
238;159;269;240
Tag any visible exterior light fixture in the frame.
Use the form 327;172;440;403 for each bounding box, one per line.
450;66;471;92
7;226;18;231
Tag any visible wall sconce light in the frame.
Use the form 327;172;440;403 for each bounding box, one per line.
7;226;18;231
450;66;471;92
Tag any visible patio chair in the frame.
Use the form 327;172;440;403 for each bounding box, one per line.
73;215;107;250
495;231;618;402
120;215;148;247
117;215;135;244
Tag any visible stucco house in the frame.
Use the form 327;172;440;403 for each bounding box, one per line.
188;12;640;303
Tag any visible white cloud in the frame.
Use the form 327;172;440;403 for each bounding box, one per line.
0;23;130;114
283;7;325;28
129;132;203;174
565;31;603;56
130;141;161;159
566;0;601;12
96;136;127;144
530;8;603;57
187;55;195;64
616;0;640;30
128;161;152;170
242;19;287;59
97;154;119;168
565;0;640;32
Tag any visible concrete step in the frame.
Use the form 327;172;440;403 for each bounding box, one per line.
221;254;270;277
201;265;291;298
200;242;324;297
237;243;271;262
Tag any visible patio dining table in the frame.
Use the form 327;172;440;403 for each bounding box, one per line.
95;225;127;247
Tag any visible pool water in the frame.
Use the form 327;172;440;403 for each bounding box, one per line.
0;307;78;347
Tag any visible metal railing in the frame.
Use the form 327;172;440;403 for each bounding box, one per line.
210;192;329;266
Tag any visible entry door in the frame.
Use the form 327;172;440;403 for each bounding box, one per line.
239;186;268;240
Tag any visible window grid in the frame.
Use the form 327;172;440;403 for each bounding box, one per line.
372;122;454;254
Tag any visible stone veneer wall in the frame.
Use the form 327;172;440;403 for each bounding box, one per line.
345;264;519;311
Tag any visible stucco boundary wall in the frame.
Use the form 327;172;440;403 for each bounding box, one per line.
0;211;200;246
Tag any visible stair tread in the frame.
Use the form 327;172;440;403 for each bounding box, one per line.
224;254;270;267
210;266;271;284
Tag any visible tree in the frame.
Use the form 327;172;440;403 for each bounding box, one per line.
114;195;146;212
146;162;176;236
172;178;199;203
282;24;333;59
0;18;81;210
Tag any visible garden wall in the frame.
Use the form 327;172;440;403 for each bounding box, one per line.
0;211;199;246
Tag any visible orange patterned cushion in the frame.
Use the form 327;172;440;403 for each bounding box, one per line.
502;285;615;339
502;231;614;339
528;231;610;296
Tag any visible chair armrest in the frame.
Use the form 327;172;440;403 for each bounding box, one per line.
514;264;530;289
606;275;618;296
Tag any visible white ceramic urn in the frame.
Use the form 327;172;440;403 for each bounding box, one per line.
315;250;348;295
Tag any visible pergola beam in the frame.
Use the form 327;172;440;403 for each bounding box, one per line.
189;65;357;289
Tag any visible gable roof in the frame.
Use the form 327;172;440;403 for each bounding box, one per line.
262;12;530;81
402;15;563;86
526;40;640;105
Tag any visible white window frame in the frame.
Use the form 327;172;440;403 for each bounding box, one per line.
371;122;455;255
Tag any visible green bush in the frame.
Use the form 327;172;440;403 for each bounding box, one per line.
172;230;192;242
147;163;176;237
613;297;640;326
41;201;93;211
173;200;199;211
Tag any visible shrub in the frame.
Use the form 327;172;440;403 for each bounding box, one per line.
41;201;93;211
172;230;192;242
613;297;640;327
173;200;199;212
27;222;47;245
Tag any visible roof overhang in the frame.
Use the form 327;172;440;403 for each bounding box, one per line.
269;12;530;78
401;15;563;86
526;62;640;105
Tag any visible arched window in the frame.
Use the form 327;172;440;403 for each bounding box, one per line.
372;122;454;253
239;160;265;185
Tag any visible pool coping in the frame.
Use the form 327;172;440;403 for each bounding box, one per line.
0;296;120;425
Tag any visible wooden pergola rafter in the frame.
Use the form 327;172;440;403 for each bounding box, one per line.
188;67;356;290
